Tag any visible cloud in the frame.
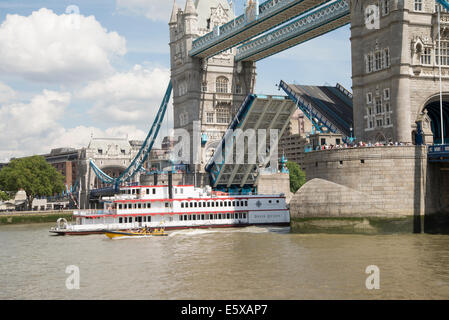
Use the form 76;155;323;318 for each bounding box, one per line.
0;89;71;160
115;0;174;22
79;65;171;125
0;89;148;161
0;8;127;83
0;82;16;104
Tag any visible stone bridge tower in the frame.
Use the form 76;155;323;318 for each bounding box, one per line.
169;0;256;172
351;0;449;144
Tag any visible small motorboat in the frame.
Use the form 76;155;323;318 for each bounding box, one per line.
105;227;168;239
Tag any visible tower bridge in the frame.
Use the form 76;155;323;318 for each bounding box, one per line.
82;0;449;221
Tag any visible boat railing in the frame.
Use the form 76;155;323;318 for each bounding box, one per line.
73;209;117;216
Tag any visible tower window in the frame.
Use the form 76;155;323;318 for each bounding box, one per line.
382;0;390;15
414;0;422;12
436;41;449;66
207;112;214;123
421;47;431;65
384;48;390;67
216;77;229;93
216;108;230;124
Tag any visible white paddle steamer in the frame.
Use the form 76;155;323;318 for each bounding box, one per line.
50;184;290;235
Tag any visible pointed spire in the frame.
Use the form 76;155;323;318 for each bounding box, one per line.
169;0;178;25
184;0;197;16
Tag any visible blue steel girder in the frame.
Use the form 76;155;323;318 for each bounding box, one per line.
189;0;331;59
437;0;449;12
89;81;173;189
279;80;349;142
236;0;350;62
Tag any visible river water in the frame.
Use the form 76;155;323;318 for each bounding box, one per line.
0;223;448;300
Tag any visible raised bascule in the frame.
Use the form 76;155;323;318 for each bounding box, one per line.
83;0;449;223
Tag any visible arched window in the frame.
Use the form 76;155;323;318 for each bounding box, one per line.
216;77;229;93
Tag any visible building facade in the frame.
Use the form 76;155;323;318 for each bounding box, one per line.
351;0;449;144
169;0;256;171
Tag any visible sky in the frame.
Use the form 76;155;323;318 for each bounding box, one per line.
0;0;352;162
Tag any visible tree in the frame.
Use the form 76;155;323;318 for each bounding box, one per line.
286;161;306;193
0;190;10;201
0;156;65;210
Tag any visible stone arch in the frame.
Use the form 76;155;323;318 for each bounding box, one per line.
374;132;387;143
418;93;449;144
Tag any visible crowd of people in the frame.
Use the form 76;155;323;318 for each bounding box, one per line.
313;141;413;151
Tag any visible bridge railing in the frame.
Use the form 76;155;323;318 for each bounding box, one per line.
236;0;350;61
428;144;449;155
336;82;353;99
190;0;317;57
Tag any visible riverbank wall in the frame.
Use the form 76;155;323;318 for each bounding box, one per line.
0;210;73;225
289;146;449;233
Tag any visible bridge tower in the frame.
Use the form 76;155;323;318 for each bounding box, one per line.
351;0;449;144
169;0;256;172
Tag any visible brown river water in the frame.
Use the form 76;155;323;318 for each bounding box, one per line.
0;223;448;299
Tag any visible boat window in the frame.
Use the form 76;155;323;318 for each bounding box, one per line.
190;202;193;208
277;200;280;203
136;189;140;195
194;202;197;208
180;188;184;194
181;203;184;208
211;202;215;207
201;214;205;220
118;204;122;209
180;215;183;221
146;189;149;195
207;202;210;207
175;188;177;194
245;201;248;206
193;215;196;221
129;217;133;223
148;216;151;222
243;213;246;219
184;215;188;220
119;217;123;223
268;200;272;204
152;188;156;194
138;203;142;209
232;201;235;206
165;202;169;208
226;213;230;219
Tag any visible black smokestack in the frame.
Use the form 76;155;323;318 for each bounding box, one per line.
168;171;173;199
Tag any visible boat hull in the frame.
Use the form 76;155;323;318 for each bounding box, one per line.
49;222;290;236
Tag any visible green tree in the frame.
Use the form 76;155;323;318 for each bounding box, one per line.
0;190;10;201
286;161;306;193
0;156;65;210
